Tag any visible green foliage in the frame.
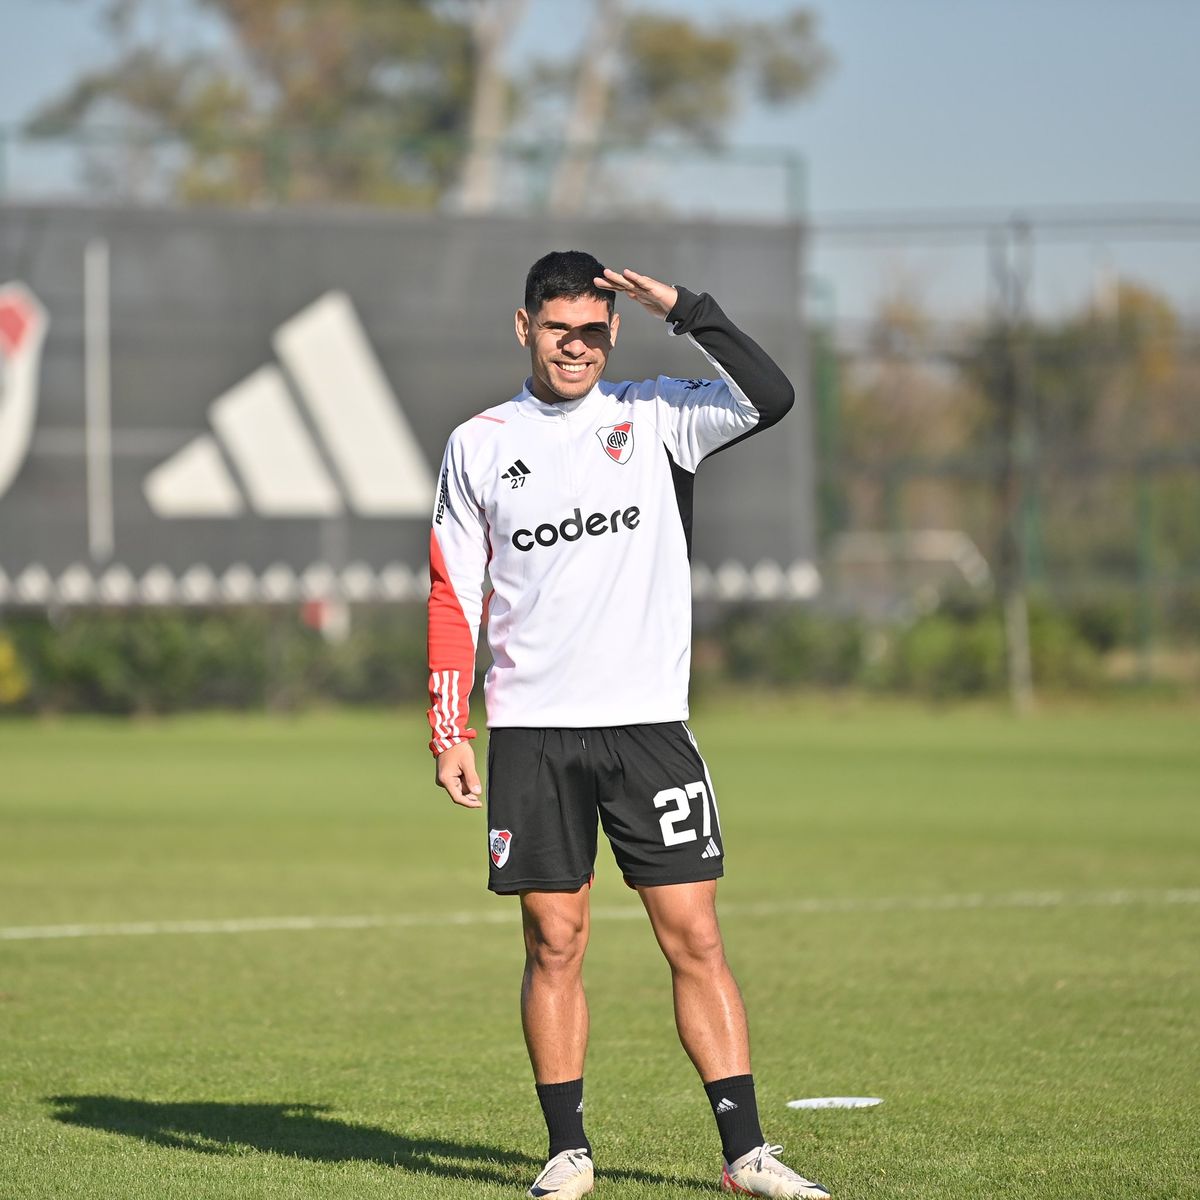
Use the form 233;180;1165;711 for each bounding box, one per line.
30;1;830;207
603;6;829;149
27;0;475;204
615;16;741;146
887;609;1007;699
714;595;1108;699
1060;596;1130;654
0;635;29;705
1026;609;1098;688
1;607;427;715
0;591;1159;718
722;604;863;687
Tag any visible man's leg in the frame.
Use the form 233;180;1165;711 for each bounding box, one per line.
520;885;592;1084
636;879;748;1077
639;880;830;1198
519;886;594;1198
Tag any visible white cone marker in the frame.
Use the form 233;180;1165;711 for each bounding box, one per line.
787;1097;883;1110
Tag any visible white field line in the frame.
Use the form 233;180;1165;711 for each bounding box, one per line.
2;888;1198;944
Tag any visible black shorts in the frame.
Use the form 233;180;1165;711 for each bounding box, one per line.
485;722;724;894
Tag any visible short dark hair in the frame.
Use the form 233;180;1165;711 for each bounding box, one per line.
524;250;614;317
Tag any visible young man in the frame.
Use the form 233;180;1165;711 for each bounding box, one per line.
427;250;830;1200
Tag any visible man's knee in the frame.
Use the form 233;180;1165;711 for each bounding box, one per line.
522;898;589;976
659;916;726;972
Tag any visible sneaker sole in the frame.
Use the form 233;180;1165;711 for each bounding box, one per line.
720;1165;830;1199
528;1167;594;1200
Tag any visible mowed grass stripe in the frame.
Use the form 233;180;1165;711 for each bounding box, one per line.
3;886;1199;941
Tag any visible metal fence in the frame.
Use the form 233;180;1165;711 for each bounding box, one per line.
805;209;1200;683
0;127;807;223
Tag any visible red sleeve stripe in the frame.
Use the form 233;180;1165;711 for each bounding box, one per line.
430;669;463;754
427;529;478;755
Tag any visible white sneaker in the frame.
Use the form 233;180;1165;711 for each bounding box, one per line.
527;1148;594;1199
721;1143;830;1198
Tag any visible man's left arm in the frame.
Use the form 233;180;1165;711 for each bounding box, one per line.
596;268;794;471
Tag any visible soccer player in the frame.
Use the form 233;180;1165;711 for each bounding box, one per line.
427;250;830;1199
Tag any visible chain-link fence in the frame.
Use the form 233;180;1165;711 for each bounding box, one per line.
807;210;1200;690
0;127;806;222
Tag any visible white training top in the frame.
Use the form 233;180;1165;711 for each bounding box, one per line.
426;288;793;754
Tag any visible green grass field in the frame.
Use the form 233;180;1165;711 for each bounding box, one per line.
1;699;1198;1199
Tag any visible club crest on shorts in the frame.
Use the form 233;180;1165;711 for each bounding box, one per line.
489;828;513;868
596;421;634;465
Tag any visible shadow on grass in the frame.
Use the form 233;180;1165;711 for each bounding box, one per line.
46;1095;709;1189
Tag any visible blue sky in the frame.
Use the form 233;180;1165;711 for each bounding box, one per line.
3;0;1198;322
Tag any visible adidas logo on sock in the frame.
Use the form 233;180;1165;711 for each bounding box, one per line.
715;1097;738;1113
700;837;721;860
501;459;531;481
576;1101;584;1113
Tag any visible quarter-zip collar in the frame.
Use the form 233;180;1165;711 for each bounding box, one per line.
516;377;608;422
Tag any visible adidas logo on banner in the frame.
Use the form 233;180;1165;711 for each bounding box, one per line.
701;837;721;860
715;1098;738;1113
143;291;434;519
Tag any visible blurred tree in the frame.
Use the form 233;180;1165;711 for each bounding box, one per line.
962;273;1192;697
544;5;831;213
839;283;987;535
612;7;829;145
458;0;528;212
28;0;830;211
836;275;1195;664
29;0;484;205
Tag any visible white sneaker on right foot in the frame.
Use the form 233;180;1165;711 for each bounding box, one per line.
527;1148;594;1199
721;1143;830;1198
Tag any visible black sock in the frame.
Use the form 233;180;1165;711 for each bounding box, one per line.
535;1078;591;1159
704;1073;765;1164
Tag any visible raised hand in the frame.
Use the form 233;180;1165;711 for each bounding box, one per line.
594;268;678;320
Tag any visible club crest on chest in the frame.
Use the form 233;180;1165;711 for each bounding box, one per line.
596;421;634;465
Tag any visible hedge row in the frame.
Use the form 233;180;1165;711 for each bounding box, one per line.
710;598;1100;699
0;593;1189;714
0;608;429;714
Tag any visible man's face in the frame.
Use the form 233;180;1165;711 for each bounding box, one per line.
515;294;619;404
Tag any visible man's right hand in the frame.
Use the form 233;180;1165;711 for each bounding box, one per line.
435;742;483;808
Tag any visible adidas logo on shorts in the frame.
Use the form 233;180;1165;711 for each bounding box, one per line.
700;837;721;860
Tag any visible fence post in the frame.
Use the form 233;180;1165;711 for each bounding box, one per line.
1135;466;1155;681
807;277;844;548
265;131;289;204
785;151;807;223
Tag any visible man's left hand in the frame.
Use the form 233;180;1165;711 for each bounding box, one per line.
595;268;678;320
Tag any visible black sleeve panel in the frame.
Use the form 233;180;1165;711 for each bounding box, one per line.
666;287;796;449
666;449;697;560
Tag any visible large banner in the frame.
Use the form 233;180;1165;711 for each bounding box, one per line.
0;205;816;606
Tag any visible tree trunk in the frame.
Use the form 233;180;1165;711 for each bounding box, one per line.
458;0;527;214
548;0;625;216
